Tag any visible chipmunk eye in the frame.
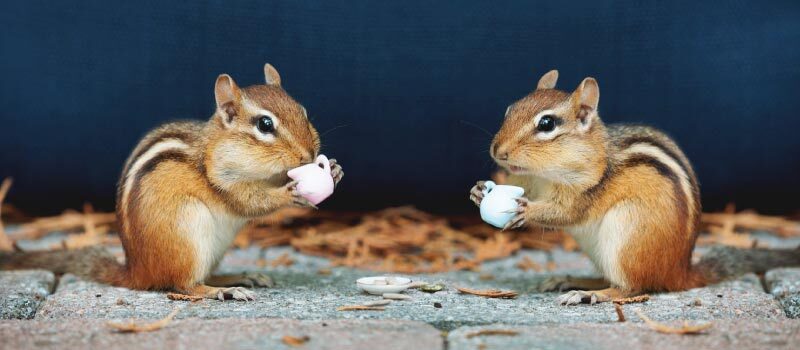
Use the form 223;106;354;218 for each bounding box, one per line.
257;116;275;133
537;115;556;132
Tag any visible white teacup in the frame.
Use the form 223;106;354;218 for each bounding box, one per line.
287;154;335;205
479;181;525;228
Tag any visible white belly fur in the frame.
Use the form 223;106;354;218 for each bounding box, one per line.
567;202;637;289
178;198;246;284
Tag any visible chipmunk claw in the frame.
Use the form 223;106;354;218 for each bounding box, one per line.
557;290;610;306
216;287;256;301
285;180;318;209
329;158;344;186
469;181;486;207
502;198;530;230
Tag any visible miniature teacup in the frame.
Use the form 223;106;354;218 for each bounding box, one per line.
287;154;335;205
479;181;525;228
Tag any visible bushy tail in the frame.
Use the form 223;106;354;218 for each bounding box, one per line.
0;246;130;287
689;245;800;287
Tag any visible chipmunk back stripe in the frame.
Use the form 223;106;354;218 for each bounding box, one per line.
622;154;689;225
619;135;701;231
123;132;193;177
119;139;190;221
619;136;695;183
623;143;695;234
126;149;190;223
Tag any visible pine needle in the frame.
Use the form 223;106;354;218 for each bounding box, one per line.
107;308;181;333
633;309;712;334
282;335;310;347
465;329;519;338
456;286;518;299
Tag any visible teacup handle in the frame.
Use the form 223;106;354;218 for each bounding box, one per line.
316;155;330;172
482;181;496;196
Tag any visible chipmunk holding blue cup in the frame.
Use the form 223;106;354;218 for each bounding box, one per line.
2;63;343;301
470;70;800;305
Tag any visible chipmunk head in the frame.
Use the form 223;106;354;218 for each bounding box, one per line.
207;63;320;185
490;70;606;185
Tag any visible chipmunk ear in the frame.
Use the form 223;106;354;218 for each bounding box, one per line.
573;77;599;133
264;63;281;86
214;74;241;125
537;69;559;89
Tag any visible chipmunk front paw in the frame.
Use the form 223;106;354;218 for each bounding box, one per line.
556;290;611;305
503;197;531;230
284;180;317;209
469;181;487;207
329;158;344;186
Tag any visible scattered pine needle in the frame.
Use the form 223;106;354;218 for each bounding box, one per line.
456;287;518;299
701;203;800;238
613;294;650;305
107;308;181;333
282;335;310;347
614;304;626;322
336;305;386;311
465;329;520;338
633;309;712;335
167;293;204;302
13;210;117;240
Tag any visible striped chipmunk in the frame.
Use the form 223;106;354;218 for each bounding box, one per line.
1;63;343;301
470;70;800;305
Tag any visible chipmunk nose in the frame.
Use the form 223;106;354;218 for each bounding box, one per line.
491;143;509;161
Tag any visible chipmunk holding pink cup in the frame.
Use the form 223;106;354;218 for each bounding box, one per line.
470;70;800;305
2;63;343;301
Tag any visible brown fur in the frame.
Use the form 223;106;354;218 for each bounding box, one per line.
1;64;324;300
484;70;798;301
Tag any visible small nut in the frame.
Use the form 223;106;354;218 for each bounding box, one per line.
420;284;445;293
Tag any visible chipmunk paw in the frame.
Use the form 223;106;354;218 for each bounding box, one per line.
556;290;610;306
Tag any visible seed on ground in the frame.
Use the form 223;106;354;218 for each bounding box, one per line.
363;300;392;307
383;293;412;300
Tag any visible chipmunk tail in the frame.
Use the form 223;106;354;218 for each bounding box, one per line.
0;246;131;288
688;245;800;288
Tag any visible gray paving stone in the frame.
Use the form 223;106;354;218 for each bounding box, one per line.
0;318;442;350
766;267;800;318
36;247;784;330
447;320;800;350
0;270;55;319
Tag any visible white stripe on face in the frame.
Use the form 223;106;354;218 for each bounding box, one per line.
250;109;279;143
530;109;561;141
120;138;190;216
510;101;571;144
251;108;310;162
623;143;695;231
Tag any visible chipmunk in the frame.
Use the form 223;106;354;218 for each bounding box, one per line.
470;70;800;305
1;63;343;301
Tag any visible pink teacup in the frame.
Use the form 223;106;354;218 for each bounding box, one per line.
287;154;335;205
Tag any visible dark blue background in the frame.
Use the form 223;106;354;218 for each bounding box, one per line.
1;1;798;215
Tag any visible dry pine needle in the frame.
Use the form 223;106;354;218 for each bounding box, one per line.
107;308;181;333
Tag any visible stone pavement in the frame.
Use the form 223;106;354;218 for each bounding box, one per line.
1;232;799;349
